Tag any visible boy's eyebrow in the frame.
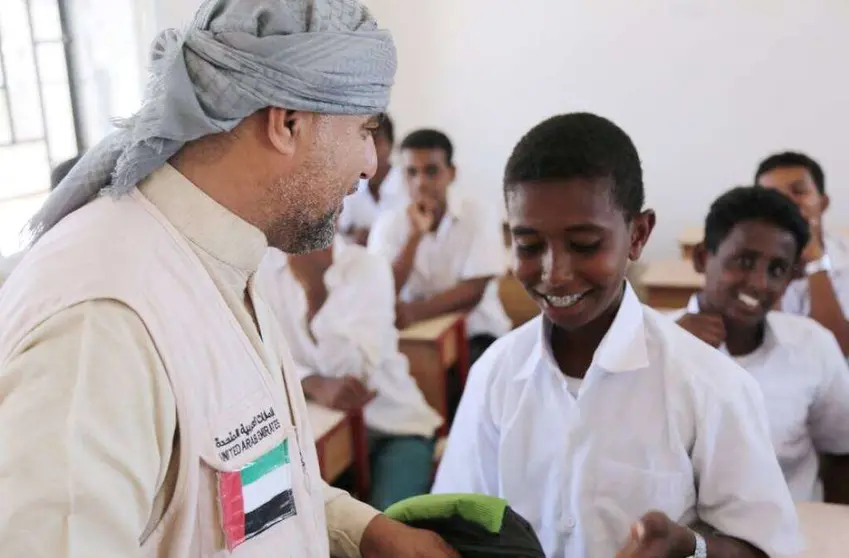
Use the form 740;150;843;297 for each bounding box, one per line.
511;223;605;235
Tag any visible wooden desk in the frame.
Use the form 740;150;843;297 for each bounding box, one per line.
399;312;468;425
308;403;370;498
639;259;704;309
677;226;703;260
797;502;849;557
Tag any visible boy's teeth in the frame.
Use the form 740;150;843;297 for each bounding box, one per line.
546;292;585;308
738;293;759;308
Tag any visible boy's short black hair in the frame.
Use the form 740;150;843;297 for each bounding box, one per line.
704;186;810;260
400;129;454;167
503;113;644;218
377;114;394;145
755;151;825;195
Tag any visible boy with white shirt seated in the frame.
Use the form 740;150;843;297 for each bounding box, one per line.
755;152;849;356
338;115;407;246
670;185;849;503
368;129;511;365
256;239;443;511
433;113;803;558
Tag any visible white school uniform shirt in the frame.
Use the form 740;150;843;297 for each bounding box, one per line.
338;166;408;233
782;234;849;316
669;296;849;502
256;239;443;438
368;190;511;338
432;283;803;558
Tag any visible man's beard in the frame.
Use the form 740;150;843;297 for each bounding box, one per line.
268;207;339;255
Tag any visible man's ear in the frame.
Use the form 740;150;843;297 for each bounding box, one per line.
447;165;457;183
692;242;708;274
267;108;302;156
628;209;656;261
821;193;831;213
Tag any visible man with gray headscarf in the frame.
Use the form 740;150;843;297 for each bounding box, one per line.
0;1;458;557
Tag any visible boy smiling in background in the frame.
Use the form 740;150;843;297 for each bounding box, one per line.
672;186;849;502
433;113;802;557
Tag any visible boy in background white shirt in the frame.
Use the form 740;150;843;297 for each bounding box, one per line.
338;115;407;246
256;239;443;511
368;129;511;365
433;113;802;558
755;152;849;356
671;185;849;503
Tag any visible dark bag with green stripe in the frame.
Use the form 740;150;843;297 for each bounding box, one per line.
384;493;545;557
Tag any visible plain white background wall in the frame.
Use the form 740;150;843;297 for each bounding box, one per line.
140;0;849;259
367;0;849;259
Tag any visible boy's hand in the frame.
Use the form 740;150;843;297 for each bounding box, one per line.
301;375;371;412
395;301;427;330
361;515;460;558
676;313;726;348
801;216;825;264
614;511;695;558
407;202;435;235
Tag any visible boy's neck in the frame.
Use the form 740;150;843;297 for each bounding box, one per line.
723;319;765;357
550;287;625;379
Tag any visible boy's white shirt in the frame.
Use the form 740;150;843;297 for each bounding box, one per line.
669;296;849;501
782;234;849;316
433;283;803;558
367;189;511;338
338;167;408;232
255;239;442;438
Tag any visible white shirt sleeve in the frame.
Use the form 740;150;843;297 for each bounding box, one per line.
367;211;406;262
311;254;394;381
808;330;849;453
691;375;803;557
0;301;177;558
431;352;500;495
460;206;506;281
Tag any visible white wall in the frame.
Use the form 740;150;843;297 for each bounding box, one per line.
368;0;849;259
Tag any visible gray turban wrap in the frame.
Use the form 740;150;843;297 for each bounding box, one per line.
29;0;396;239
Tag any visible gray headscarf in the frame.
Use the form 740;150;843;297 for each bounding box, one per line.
29;0;396;240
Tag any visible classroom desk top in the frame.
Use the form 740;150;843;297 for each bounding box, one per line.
306;402;347;440
399;312;465;341
797;501;849;557
639;258;704;289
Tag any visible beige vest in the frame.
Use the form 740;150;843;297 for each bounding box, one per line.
0;192;329;557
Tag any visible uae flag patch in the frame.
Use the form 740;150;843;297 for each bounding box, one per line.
218;440;297;550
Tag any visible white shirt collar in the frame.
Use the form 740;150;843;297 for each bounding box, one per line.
140;164;268;274
516;282;649;381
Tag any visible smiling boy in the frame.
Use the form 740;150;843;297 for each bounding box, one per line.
671;186;849;502
433;114;802;558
